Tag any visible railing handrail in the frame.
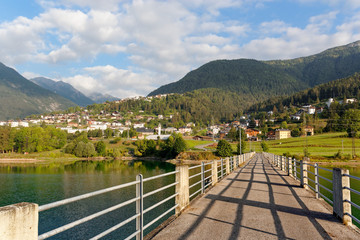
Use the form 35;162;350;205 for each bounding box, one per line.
38;179;139;212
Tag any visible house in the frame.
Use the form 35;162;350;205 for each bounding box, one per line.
89;124;108;131
133;123;145;129
326;98;334;108
303;105;316;114
275;129;291;140
291;115;301;121
303;125;314;136
186;122;195;128
267;131;276;140
245;129;261;138
136;128;154;139
164;127;177;133
346;98;357;104
193;135;213;141
178;127;192;135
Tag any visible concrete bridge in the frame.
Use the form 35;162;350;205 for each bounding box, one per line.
152;153;360;239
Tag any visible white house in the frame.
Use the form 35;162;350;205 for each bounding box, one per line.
89;124;108;131
133;123;145;129
326;98;334;108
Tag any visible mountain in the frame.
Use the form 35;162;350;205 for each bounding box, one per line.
30;77;94;107
87;92;120;103
0;63;76;121
248;72;360;112
266;41;360;87
148;41;360;107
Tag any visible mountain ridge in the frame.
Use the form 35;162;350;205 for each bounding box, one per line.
0;63;77;120
148;41;360;106
30;77;95;107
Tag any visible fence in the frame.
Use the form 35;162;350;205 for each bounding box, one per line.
263;152;360;227
0;152;254;240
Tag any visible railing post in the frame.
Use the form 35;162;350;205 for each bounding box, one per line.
221;158;224;179
303;158;308;189
0;203;38;240
300;159;308;188
294;158;297;179
136;174;143;240
315;163;319;199
225;157;230;175
288;157;292;176
201;162;205;194
212;160;218;186
175;165;189;215
333;168;352;226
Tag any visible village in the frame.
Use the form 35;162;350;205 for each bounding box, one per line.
0;96;342;142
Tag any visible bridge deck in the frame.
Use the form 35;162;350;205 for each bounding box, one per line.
152;153;360;240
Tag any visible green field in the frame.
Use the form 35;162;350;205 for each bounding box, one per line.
251;132;360;161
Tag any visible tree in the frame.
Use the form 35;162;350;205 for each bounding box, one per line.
261;141;269;152
96;141;106;156
280;121;288;129
173;135;187;155
216;140;233;157
343;109;360;137
236;140;246;154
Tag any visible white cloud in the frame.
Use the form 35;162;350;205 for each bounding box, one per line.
22;72;42;79
61;65;159;98
240;11;360;60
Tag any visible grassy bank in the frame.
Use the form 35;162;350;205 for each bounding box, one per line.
252;132;360;162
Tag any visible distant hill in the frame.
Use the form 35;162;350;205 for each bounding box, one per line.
87;88;247;123
30;77;94;107
248;72;360;112
87;92;120;104
148;41;360;108
0;63;76;120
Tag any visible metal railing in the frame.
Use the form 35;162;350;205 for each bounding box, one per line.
38;170;179;240
263;152;360;227
38;153;255;239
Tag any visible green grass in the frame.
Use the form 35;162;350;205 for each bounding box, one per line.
261;132;360;160
185;140;213;150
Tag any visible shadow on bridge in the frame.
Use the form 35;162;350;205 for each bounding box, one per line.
176;154;333;240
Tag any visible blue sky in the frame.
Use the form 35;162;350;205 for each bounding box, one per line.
0;0;360;98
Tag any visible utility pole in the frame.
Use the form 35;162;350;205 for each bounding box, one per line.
352;131;356;159
239;127;242;154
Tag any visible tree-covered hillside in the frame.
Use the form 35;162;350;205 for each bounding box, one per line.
266;41;360;87
88;88;247;124
249;72;360;112
0;62;77;120
149;59;306;97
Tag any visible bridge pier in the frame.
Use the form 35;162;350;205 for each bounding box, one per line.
0;202;38;240
225;157;230;175
333;168;352;226
175;165;189;215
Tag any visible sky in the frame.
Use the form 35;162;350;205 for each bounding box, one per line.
1;0;360;99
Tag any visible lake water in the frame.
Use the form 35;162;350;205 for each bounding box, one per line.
0;160;176;239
